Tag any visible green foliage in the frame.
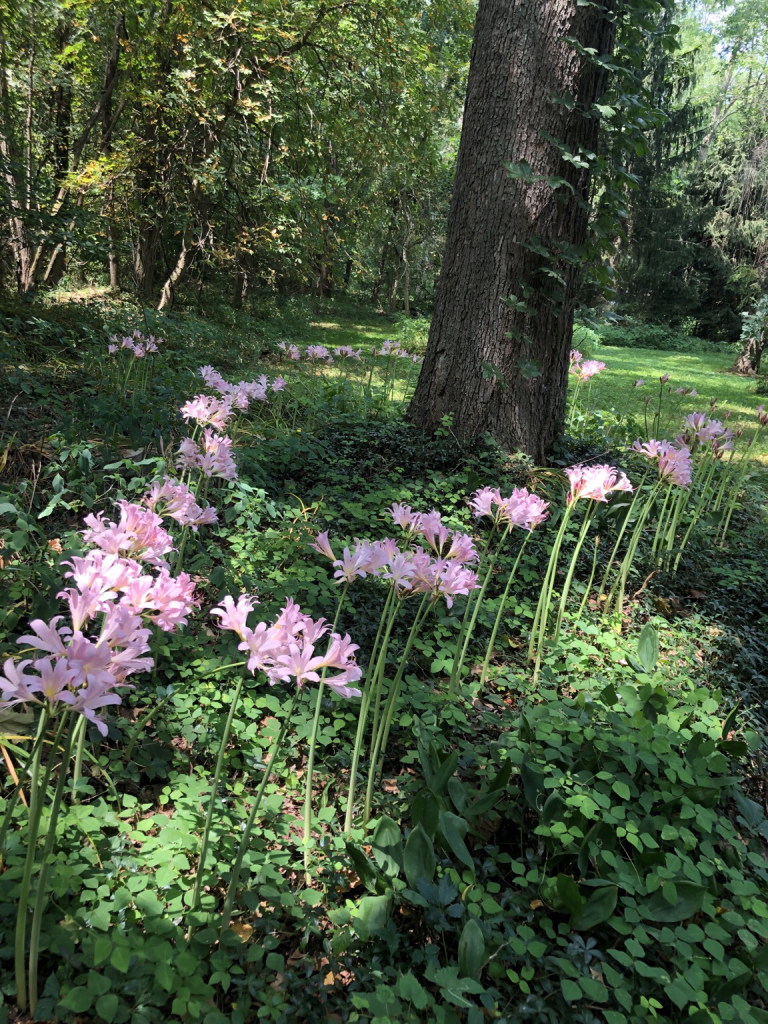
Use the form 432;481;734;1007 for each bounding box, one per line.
597;319;726;354
2;301;768;1023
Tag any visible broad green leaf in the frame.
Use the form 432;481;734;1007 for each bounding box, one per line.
646;882;706;923
371;815;403;878
637;623;659;673
458;917;485;979
397;971;429;1009
403;824;435;888
95;993;119;1023
572;884;618;930
438;811;474;874
557;874;584;917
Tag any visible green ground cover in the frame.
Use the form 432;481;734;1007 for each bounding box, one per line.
1;297;768;1024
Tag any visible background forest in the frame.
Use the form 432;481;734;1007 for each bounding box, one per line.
0;0;766;337
2;3;768;1024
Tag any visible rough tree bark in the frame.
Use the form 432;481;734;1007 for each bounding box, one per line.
408;0;617;461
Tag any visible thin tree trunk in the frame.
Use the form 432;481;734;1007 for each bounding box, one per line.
408;0;616;461
158;231;198;310
371;223;393;304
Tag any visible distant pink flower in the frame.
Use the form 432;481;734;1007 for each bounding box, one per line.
388;503;423;533
632;379;645;387
144;477;218;530
569;349;583;370
306;345;333;363
272;377;286;392
470;486;549;531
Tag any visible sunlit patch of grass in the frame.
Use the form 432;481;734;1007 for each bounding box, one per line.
578;345;768;464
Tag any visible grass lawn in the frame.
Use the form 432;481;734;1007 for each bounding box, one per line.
296;308;767;462
581;345;768;463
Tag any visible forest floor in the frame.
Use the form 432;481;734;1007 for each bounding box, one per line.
1;294;768;1024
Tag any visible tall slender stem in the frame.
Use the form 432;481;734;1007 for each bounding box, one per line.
344;588;397;834
364;594;431;824
15;713;68;1012
28;719;75;1013
478;532;531;689
597;469;650;601
449;523;510;696
219;688;300;938
553;502;594;643
302;585;349;881
189;677;245;929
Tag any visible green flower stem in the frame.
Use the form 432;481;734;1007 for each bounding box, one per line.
219;687;300;938
448;523;510;696
478;532;531;689
712;447;736;512
445;524;499;693
597;470;650;602
672;456;718;569
28;718;76;1014
718;442;756;542
363;594;431;824
15;712;68;1012
344;587;397;834
553;501;595;643
365;596;402;779
69;716;87;803
302;584;349;881
662;486;689;567
577;535;601;621
568;379;582;429
528;501;575;673
606;482;663;619
189;676;245;930
651;487;673;562
0;710;49;864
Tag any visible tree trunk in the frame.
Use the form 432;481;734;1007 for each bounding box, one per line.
158;230;199;310
408;0;616;461
733;332;765;375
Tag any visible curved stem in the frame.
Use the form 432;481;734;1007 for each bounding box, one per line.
188;677;245;931
302;584;349;881
553;502;594;643
478;532;531;689
28;718;76;1013
219;688;300;938
364;594;431;824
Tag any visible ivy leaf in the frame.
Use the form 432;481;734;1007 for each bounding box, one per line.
517;359;542;379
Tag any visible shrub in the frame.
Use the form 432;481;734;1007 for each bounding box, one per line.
597;319;727;354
